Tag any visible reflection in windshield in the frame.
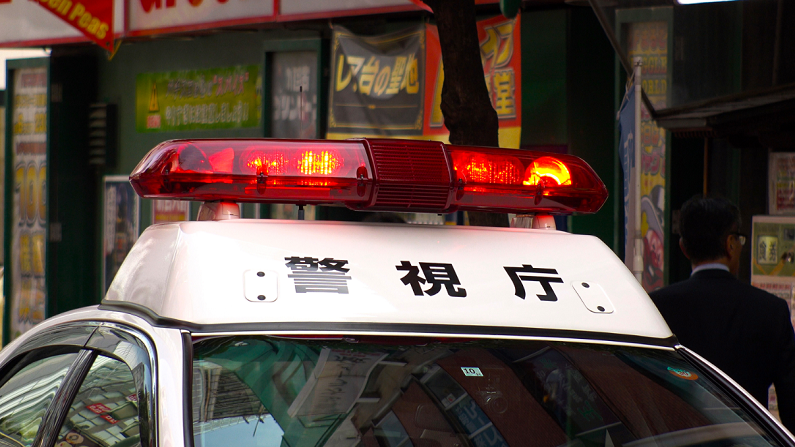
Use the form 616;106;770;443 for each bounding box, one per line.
192;338;780;447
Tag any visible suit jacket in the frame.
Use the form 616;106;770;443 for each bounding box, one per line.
650;269;795;431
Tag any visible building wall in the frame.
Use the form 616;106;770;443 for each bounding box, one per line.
520;7;617;250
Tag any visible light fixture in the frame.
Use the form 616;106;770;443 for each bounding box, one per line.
676;0;742;4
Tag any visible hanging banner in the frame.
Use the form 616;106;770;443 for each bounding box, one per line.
10;67;48;340
34;0;114;51
425;14;522;148
328;25;425;137
327;16;521;148
627;21;668;292
135;65;261;133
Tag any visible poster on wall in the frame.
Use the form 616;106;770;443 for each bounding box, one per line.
627;21;668;292
9;66;48;340
152;200;190;225
327;16;522;148
271;51;319;139
135;65;261;133
769;153;795;215
103;176;140;293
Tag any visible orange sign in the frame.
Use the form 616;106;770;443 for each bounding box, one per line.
425;14;522;148
35;0;113;50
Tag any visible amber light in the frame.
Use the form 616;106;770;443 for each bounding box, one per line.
523;156;572;187
239;148;287;175
298;150;342;175
452;152;522;185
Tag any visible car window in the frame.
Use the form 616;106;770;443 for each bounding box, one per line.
0;353;78;447
55;355;141;447
191;337;783;447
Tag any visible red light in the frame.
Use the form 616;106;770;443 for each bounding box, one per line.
446;145;607;214
239;147;287;175
452;152;522;185
298;150;342;175
523;157;572;187
130;139;373;206
208;148;234;173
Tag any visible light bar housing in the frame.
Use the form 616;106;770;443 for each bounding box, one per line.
130;138;608;214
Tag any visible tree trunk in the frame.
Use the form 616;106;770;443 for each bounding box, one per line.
424;0;508;227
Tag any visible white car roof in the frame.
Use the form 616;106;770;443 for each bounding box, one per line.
102;219;673;344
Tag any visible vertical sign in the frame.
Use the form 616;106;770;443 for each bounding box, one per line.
103;176;139;293
627;21;668;292
9;66;48;339
425;15;522;148
271;51;319;139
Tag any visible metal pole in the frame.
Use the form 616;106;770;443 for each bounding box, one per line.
632;58;644;284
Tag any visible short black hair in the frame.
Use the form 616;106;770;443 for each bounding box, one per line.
679;195;741;263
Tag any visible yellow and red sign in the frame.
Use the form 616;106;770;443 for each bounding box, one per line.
425;14;522;148
627;21;668;292
35;0;113;50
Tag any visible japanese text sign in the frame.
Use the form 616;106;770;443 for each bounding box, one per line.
328;25;425;136
271;51;319;139
135;65;261;132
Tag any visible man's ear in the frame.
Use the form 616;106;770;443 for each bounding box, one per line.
724;233;739;261
679;238;691;260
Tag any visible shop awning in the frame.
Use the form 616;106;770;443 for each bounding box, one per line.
655;83;795;147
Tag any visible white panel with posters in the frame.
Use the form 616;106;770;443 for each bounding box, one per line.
9;66;48;340
750;214;795;421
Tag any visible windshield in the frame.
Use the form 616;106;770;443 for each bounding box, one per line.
191;336;782;447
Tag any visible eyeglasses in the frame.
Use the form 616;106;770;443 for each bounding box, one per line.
730;232;747;246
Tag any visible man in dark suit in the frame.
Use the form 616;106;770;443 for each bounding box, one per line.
650;196;795;431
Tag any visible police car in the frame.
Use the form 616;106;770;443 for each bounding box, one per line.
0;138;791;447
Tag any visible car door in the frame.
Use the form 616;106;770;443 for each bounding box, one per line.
0;323;156;447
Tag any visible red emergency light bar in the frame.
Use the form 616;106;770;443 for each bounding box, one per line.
130;138;608;214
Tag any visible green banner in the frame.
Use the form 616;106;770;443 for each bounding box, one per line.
136;66;261;132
